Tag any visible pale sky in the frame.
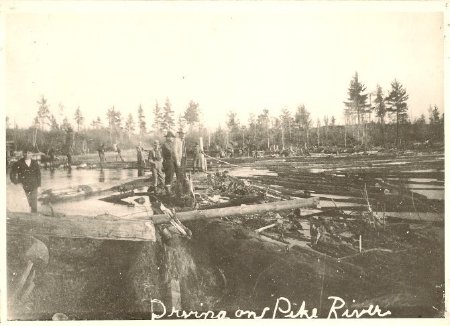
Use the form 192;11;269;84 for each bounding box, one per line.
3;2;445;129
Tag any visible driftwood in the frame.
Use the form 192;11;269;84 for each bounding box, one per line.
7;211;156;241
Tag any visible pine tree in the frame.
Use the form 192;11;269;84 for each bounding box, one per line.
162;98;175;131
74;107;84;132
385;79;409;146
428;105;441;124
125;113;135;138
138;104;146;136
373;85;387;146
36;96;51;130
280;108;294;146
153;101;164;132
344;72;369;144
184;100;200;127
295;105;311;149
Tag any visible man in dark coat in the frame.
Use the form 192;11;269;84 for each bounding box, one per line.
10;149;41;213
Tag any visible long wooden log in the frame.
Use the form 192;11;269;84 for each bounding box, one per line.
39;176;151;203
7;212;156;242
7;198;317;240
150;197;319;224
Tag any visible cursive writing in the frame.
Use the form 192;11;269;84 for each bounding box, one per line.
149;296;391;319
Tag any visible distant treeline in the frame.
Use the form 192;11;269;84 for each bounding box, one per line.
6;72;444;155
6;118;443;156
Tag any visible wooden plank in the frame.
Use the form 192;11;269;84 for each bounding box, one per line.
7;212;156;242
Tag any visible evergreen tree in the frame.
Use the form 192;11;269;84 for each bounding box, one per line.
373;85;387;146
184;100;201;127
295;104;311;149
125;113;135;137
257;109;271;150
162;98;175;131
153;101;164;132
50;114;59;131
227;111;240;145
428;105;441;124
323;115;329;145
280;108;294;146
330;116;336;127
138;104;146;136
344;72;369;143
74;107;84;132
385;79;409;146
35;96;51;130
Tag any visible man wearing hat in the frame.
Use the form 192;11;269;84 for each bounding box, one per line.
162;131;182;195
10;148;41;213
148;140;164;193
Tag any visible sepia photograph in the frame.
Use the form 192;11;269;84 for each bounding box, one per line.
2;1;447;321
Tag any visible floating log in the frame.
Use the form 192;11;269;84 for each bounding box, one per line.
149;197;319;225
39;176;151;203
7;212;156;242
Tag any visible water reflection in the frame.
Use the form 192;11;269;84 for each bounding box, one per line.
99;169;105;183
67;167;72;179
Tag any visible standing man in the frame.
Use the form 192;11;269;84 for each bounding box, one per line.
10;149;41;213
136;142;146;166
97;143;106;166
162;131;181;195
65;127;74;167
114;143;125;162
136;142;146;176
192;143;202;173
148;140;165;193
48;147;55;169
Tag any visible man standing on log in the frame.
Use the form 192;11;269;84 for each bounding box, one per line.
162;131;182;195
10;149;41;213
148;140;165;193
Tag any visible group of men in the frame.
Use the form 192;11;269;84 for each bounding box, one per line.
146;130;204;195
9;132;204;213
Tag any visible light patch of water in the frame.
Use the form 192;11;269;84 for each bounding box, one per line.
308;168;328;173
403;169;442;173
228;167;278;177
372;161;410;166
409;189;444;200
317;201;364;208
408;178;443;183
313;193;356;200
385;177;439;183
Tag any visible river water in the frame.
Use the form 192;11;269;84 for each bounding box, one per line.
6;168;153;216
6;153;445;215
